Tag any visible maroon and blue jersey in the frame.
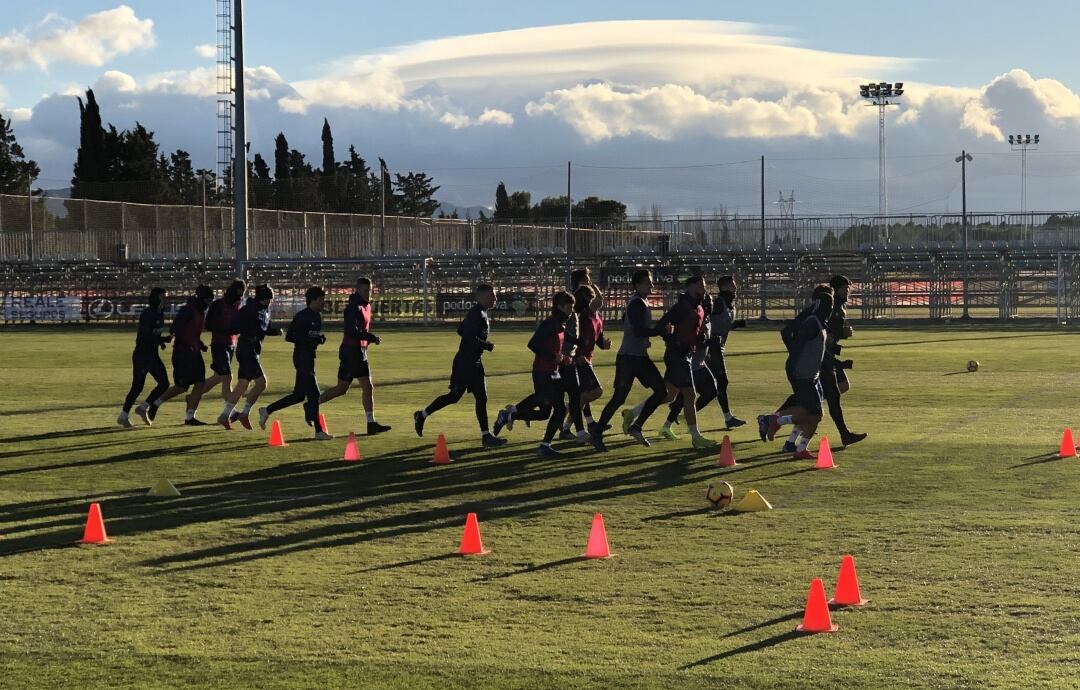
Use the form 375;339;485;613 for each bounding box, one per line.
528;314;566;374
342;293;376;350
206;296;242;346
170;298;207;353
576;310;604;363
658;293;705;356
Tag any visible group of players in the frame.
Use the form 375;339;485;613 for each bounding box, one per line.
117;267;865;457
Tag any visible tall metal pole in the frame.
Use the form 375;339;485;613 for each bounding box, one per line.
379;160;386;256
565;160;572;286
759;155;767;320
879;102;888;240
960;151;970;319
231;0;248;277
27;174;34;266
201;176;208;263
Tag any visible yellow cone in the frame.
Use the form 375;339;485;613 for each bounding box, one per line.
733;489;772;512
147;479;181;497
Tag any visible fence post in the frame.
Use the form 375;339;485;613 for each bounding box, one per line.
759;155;767;320
27;176;34;265
422;257;431;326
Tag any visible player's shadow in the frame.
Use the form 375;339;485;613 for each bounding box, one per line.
0;426;132;444
641;506;712;522
353;553;459;573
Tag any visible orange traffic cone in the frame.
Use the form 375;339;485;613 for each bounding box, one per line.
432;433;451;464
318;413;330;435
342;432;362;462
795;578;838;633
457;513;490;555
79;503;111;544
718;435;737;467
815;436;836;470
829;555;868;607
268;420;286;447
1059;428;1076;458
583;513;613;559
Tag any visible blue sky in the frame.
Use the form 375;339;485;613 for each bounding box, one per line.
4;2;1080;213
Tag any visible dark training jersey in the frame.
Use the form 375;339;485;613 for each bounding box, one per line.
528;314;567;374
456;303;494;363
170;298;207;352
657;293;705;357
134;305;167;355
576;310;604;363
236;301;277;353
342;293;376;350
206;297;243;345
618;294;661;357
284;307;324;366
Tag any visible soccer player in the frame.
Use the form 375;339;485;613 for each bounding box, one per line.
218;284;280;429
413;284;507;448
259;286;333;440
703;276;747;428
318;277;391;435
492;290;576;457
203;280;245;401
558;267;595;439
658;292;719;440
632;275;717;449
758;284;834;459
144;285;215;425
589;269;671;452
820;275;867;449
119;287;171;427
567;283;611;442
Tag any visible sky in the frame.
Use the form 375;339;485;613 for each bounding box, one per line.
4;1;1080;215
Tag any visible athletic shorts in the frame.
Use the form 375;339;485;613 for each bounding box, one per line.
210;343;236;376
576;362;601;392
790;378;824;416
133;350;168;383
612;354;664;391
449;356;486;394
172;348;206;388
559;364;580;394
236;342;264;381
337;345;370;382
663;350;696;390
531;370;564;406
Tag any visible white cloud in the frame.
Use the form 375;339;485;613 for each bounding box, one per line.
95;69;137;93
440;108;514;129
10;107;33;122
0;5;155;72
194;44;216;60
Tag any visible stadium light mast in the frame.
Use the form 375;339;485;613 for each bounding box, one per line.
859;81;904;240
955;151;973;319
1008;133;1039;238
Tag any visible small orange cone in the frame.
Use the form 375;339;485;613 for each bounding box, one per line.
815;436;836;470
718;435;737;467
318;413;330;435
79;503;111;544
457;513;490;555
342;432;362;462
432;433;451;464
1059;428;1076;458
268;420;286;447
829;555;868;607
583;513;613;559
795;578;838;633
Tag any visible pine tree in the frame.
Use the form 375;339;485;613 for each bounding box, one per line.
272;133;291;209
340;145;373;213
377;158;398;215
0;111;40;194
395;171;441;217
251;153;273;208
319;118;338;211
71;89;106;199
494;182;511;220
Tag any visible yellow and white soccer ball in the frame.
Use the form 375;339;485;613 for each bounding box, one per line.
967;360;980;373
705;480;734;510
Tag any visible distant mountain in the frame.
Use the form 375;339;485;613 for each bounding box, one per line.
436;202;491;220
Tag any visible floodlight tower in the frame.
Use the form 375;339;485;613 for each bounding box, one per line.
859;82;904;238
1008;133;1039;236
216;0;248;275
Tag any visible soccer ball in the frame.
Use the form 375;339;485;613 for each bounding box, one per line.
705;480;734;510
967;360;980;373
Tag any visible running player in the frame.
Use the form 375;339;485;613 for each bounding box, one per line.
218;284;280;429
658;292;719;440
703;276;747;428
119;287;171;427
259;286;332;440
203;280;245;401
145;284;214;425
413;284;507;448
558;267;595;439
318;277;391;435
567;283;610;442
492;290;575;457
589;269;671;452
820;275;866;449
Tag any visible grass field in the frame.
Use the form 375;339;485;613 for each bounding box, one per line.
2;324;1080;689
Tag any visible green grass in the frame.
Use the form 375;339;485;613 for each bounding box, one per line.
2;324;1079;689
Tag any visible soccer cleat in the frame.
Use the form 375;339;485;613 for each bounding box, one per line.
117;414;133;429
588;432;609;453
537;444;560;458
628;425;651;448
841;432;868;448
559;428;576;441
314;430;335;441
792;449;816;460
725;417;747;429
482;433;508;448
238;414;253;430
756;415;769;442
413;411;426;437
216;413;232;430
782;440;798;453
147;404;159;422
659;426;680;441
621;408;636;435
184;418;209;427
766;415;781;441
258;407;270;430
229;411;241;423
367;421;392;435
575;430;592;445
493;408;511;436
692;435;719;449
135;404;152;426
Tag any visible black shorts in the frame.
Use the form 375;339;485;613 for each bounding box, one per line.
532;370;564;405
337;345;370;381
576;362;601;392
210;343;236;376
172;348;206;388
559;364;580;394
663;350;696;390
613;354;664;391
449;356;486;394
791;378;824;416
236;342;264;381
133;350;168;383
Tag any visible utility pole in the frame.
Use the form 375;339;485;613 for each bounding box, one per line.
759;155;766;320
955;150;973;319
231;0;248;276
